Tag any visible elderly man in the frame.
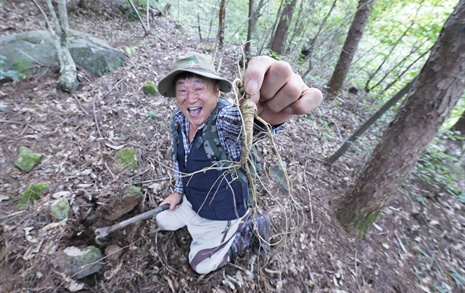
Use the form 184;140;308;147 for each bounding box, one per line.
155;53;322;274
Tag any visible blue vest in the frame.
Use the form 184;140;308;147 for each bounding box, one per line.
176;118;248;221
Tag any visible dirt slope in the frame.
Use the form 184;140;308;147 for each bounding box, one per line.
1;1;464;292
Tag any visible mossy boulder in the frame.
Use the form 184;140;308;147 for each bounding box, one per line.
142;81;158;95
63;246;103;279
115;147;138;171
104;184;143;221
50;197;71;220
15;146;41;172
0;30;125;80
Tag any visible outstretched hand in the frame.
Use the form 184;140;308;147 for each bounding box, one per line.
243;56;323;125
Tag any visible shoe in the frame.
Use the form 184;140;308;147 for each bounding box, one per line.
251;213;270;255
228;213;271;261
228;218;254;260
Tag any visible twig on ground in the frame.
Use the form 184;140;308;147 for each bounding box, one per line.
0;119;24;124
105;77;127;97
0;210;25;220
93;92;103;139
105;161;116;180
73;94;89;115
304;161;315;224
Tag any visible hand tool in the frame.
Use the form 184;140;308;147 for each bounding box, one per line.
94;203;170;244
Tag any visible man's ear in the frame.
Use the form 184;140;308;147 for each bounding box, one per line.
215;82;221;96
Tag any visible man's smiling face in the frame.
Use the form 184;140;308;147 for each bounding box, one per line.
175;74;220;128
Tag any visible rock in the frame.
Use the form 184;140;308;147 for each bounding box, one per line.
50;197;70;220
105;244;123;261
115;147;138;171
15;146;41;172
105;184;143;221
63;246;103;279
0;30;126;80
143;81;158;95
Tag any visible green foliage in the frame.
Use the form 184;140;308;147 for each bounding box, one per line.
0;55;27;82
443;94;465;130
202;44;214;52
124;46;137;57
449;267;465;288
157;0;249;43
152;0;457;106
337;206;381;238
125;184;142;197
122;0;159;19
268;50;283;61
412;131;464;197
17;183;48;206
135;0;158;9
459;193;465;204
433;283;449;293
147;111;160;120
355;210;381;238
354;0;455;96
416;195;429;206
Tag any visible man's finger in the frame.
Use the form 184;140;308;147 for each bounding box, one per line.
283;88;324;115
261;73;302;113
258;87;323;125
243;56;278;103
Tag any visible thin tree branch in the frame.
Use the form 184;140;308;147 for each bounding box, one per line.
127;0;150;35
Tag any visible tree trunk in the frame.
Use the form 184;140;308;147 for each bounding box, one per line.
336;1;465;236
244;0;266;61
56;0;77;92
217;0;227;50
244;0;256;60
327;0;376;96
269;0;297;55
38;0;77;92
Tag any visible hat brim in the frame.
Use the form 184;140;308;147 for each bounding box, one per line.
158;68;232;97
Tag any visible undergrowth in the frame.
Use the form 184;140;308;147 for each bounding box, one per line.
412;130;464;200
0;55;27;82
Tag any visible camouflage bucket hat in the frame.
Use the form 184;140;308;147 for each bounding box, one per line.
158;53;232;97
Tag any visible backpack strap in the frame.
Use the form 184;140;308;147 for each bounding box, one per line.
170;111;180;164
201;98;231;164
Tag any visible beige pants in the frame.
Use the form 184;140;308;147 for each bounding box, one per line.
156;196;249;274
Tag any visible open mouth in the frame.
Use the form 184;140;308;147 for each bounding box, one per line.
188;107;202;117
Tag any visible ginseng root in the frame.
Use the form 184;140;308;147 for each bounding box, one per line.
234;78;257;166
240;97;257;165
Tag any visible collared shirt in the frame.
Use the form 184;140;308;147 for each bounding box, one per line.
171;102;281;194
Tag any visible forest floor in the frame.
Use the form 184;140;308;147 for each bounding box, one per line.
1;1;464;292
